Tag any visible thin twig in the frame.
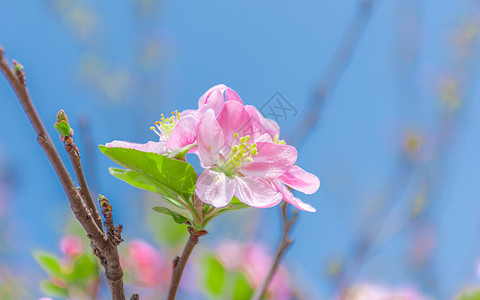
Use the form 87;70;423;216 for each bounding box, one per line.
289;0;378;147
62;122;103;230
167;227;207;300
0;47;128;300
251;202;297;300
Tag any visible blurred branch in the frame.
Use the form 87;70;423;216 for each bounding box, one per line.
252;202;297;300
0;46;130;300
167;226;207;300
290;0;379;146
79;115;99;194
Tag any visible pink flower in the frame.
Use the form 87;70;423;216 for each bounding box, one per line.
124;239;168;287
106;110;199;158
195;102;297;208
271;165;320;212
340;284;432;300
244;104;280;140
60;235;84;258
197;84;243;117
244;103;319;212
216;241;292;300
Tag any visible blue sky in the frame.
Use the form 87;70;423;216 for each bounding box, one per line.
1;0;480;299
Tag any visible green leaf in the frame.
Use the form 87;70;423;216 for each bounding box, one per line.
153;206;189;224
232;272;254;300
54;120;71;137
100;146;197;204
203;255;226;297
147;209;188;247
34;252;62;276
70;254;99;280
458;289;480;300
109;168;185;208
40;280;69;298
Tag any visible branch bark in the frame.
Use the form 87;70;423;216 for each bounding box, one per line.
167;227;207;300
251;202;297;300
63;130;103;230
0;47;128;300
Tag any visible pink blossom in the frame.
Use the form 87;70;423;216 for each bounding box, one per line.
243;101;319;212
340;283;432;300
272;165;320;212
197;84;243;117
216;241;292;300
59;235;84;258
106;110;199;158
195;102;297;208
124;239;168;287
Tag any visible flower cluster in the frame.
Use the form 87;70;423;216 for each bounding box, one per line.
105;84;319;211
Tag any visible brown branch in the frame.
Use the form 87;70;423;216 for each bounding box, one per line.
61;123;103;230
167;227;207;300
251;202;297;300
0;47;128;300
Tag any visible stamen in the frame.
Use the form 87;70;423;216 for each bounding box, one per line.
219;133;259;176
150;110;182;140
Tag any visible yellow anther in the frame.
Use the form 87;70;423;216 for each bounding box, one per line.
246;157;254;162
234;133;239;139
251;148;258;156
244;135;251;142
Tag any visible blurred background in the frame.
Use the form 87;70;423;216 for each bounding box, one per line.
1;0;480;299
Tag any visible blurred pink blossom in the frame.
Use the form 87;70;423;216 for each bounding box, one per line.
60;235;84;258
216;240;292;300
339;283;432;300
123;239;169;287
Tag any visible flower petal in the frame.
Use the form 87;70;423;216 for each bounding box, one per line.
234;176;282;208
198;84;227;107
197;110;225;167
225;87;243;103
241;142;297;180
273;179;316;212
280;165;320;194
105;140;166;154
245;105;279;138
195;169;235;207
217;101;254;146
165;114;198;150
198;89;225;117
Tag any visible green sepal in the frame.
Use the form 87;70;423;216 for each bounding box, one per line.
153;206;189;224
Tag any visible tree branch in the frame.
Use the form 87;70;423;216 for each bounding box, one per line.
61;121;103;230
167;227;207;300
0;47;128;300
251;202;297;300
